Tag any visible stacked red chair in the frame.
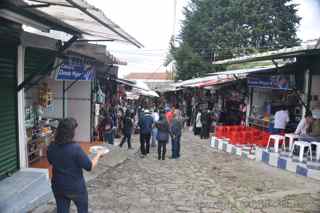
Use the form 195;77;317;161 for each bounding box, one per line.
215;126;225;138
229;131;243;145
248;128;262;145
256;131;271;147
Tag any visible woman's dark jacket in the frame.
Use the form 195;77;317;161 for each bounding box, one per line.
156;119;170;142
48;142;92;194
123;116;133;135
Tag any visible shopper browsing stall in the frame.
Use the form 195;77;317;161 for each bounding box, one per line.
295;111;313;136
273;106;290;134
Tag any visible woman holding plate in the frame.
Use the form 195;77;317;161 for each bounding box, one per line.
48;118;105;213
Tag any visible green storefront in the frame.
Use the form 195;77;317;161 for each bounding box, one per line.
0;19;21;179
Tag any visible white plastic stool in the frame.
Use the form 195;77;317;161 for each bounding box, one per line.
290;141;312;162
266;135;285;153
311;141;320;161
283;133;299;152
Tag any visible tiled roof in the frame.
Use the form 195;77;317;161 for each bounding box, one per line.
125;72;172;80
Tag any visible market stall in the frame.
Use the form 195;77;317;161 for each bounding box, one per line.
247;73;301;132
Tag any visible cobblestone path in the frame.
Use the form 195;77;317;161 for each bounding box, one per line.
40;131;320;213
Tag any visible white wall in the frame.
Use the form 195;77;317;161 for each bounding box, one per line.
66;81;91;142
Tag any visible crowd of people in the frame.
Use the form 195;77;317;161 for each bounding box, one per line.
44;94;320;213
95;102;184;160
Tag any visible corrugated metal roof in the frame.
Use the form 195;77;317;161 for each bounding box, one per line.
212;43;320;65
7;0;143;47
126;72;172;81
208;66;278;76
173;66;276;88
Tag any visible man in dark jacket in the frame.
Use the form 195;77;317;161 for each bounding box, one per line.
120;110;133;149
170;112;182;159
139;109;154;157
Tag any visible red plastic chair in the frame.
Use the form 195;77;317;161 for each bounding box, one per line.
229;131;243;145
250;130;263;145
257;132;271;147
238;131;253;145
215;126;225;138
225;126;237;139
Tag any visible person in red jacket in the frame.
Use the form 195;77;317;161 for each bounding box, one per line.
166;106;175;125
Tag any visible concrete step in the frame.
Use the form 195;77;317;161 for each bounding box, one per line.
0;168;52;213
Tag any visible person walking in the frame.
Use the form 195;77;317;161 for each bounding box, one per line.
151;108;160;147
156;112;170;160
200;110;211;139
166;106;174;125
139;109;154;157
170;112;182;159
102;112;114;145
109;108;118;140
120;110;134;149
195;110;202;136
47;118;105;213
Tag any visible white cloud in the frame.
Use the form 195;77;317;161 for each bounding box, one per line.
294;0;320;41
86;0;320;77
86;0;188;77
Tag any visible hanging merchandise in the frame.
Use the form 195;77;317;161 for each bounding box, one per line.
39;83;53;108
96;82;105;104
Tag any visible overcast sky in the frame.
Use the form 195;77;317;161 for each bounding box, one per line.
87;0;320;77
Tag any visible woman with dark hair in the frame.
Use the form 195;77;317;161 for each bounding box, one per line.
156;113;170;160
48;118;104;213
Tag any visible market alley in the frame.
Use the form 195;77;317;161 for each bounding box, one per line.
37;130;320;213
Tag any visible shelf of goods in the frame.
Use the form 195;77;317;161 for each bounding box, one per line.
248;117;271;130
27;132;54;165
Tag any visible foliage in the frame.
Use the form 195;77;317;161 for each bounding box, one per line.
170;0;301;80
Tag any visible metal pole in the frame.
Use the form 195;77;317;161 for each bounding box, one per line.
63;80;66;118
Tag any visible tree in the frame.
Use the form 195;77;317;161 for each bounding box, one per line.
171;0;301;80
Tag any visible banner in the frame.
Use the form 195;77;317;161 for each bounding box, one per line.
56;55;95;81
247;75;294;90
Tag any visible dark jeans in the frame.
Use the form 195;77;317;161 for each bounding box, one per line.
200;124;210;139
171;136;181;158
194;127;201;135
140;133;151;155
104;131;114;144
53;190;88;213
158;140;167;160
120;133;132;148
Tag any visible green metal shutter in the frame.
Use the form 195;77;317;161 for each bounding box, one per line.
0;43;19;179
0;20;20;179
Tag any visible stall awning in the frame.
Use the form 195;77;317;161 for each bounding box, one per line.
4;0;143;47
115;78;149;92
208;66;278;76
116;79;159;97
212;42;320;65
175;65;291;89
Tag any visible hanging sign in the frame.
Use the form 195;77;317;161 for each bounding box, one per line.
247;75;294;90
56;55;95;81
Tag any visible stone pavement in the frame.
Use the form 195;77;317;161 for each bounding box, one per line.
33;130;320;213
